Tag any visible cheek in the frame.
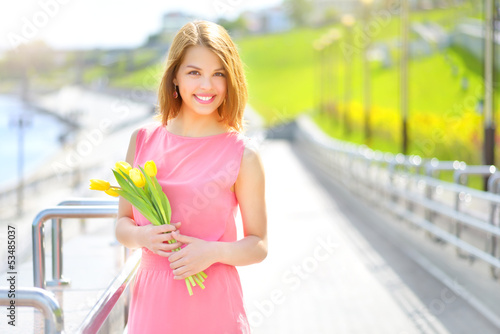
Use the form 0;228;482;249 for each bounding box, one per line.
216;80;227;96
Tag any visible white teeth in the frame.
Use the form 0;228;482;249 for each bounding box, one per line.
196;95;213;101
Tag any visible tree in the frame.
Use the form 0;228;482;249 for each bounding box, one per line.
284;0;312;27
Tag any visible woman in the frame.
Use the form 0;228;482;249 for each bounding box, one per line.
115;20;267;333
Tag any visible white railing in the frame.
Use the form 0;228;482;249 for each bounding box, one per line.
294;116;500;279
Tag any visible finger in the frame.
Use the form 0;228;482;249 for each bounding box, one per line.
172;266;190;279
172;222;181;229
160;242;182;252
173;268;194;280
156;249;174;257
154;233;176;244
167;246;186;262
158;224;177;233
169;258;183;270
171;231;194;244
160;232;179;242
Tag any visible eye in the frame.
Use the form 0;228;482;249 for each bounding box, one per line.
214;72;225;77
188;71;200;75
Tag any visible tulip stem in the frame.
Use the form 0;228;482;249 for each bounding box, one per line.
185;278;193;296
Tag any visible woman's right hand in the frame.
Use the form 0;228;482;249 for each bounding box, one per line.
138;222;183;256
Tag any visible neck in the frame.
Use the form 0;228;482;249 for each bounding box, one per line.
170;106;227;137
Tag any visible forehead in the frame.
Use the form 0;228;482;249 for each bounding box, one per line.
181;45;224;69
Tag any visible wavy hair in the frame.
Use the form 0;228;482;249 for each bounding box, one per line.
156;20;248;132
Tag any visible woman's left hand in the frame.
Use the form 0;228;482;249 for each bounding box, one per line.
167;231;217;280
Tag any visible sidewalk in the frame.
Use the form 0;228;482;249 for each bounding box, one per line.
238;139;500;334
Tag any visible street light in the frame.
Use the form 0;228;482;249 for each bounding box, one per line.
361;0;373;145
313;39;327;115
313;29;341;121
9;108;32;217
484;0;496;186
341;14;356;136
401;0;410;154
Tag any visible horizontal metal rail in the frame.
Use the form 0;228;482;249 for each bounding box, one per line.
49;199;118;286
57;198;119;206
32;205;118;289
0;287;64;333
454;165;496;186
76;250;141;334
425;159;466;177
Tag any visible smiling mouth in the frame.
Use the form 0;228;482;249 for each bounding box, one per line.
194;95;215;103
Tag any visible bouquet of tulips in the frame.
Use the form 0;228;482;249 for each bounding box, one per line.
89;160;207;296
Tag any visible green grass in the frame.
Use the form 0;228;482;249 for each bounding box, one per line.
110;63;163;90
236;5;479;122
238;26;333;123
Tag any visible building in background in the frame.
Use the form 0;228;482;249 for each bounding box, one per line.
241;5;293;34
146;12;197;46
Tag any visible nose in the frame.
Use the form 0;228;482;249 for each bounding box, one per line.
199;76;213;90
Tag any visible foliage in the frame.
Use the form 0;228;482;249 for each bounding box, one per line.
283;0;313;27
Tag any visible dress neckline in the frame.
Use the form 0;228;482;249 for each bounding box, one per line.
164;127;234;139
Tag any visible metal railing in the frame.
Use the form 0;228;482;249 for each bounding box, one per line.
49;199;118;287
0;287;64;333
32;205;118;289
27;198;138;333
294;116;500;279
76;249;141;334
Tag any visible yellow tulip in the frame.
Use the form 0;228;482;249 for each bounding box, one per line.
104;188;120;197
89;179;110;191
144;160;157;177
129;168;146;188
115;161;132;176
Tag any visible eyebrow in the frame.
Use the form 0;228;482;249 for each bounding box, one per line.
186;65;225;71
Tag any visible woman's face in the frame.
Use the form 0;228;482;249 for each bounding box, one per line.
174;45;227;117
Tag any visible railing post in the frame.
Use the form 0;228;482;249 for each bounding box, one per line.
46;199;118;287
487;172;500;279
32;205;118;289
49;218;70;287
453;166;496;257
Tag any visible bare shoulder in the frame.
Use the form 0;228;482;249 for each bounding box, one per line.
125;128;141;165
130;128;140;142
238;145;265;182
128;128;141;151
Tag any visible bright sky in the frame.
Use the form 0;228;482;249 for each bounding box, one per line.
0;0;283;51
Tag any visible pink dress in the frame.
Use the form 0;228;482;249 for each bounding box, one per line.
126;122;251;334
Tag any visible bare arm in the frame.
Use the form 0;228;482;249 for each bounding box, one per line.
215;146;268;265
168;146;268;278
115;129;181;254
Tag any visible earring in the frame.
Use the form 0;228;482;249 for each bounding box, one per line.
173;85;178;99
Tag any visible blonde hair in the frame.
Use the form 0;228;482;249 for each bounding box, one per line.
156;20;248;132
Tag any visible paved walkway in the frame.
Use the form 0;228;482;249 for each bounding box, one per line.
239;140;499;334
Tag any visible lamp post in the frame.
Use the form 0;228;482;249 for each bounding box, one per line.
361;0;373;145
401;0;410;154
484;0;496;184
341;14;356;136
314;29;341;121
313;39;326;114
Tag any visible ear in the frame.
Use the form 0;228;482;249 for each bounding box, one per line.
173;78;179;86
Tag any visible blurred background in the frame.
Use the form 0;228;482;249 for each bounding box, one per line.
3;1;500;333
0;0;495;210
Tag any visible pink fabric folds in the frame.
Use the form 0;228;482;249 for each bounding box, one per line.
126;123;250;334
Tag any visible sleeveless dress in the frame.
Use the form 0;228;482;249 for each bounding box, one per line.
126;122;251;334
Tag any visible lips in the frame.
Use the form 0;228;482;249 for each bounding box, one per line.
194;94;216;104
